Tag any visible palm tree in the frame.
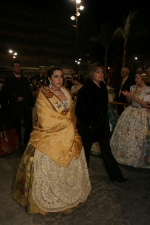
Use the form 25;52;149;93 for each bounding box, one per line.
90;22;116;75
114;11;137;67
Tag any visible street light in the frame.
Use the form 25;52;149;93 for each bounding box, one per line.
75;58;81;64
79;5;84;10
134;56;138;73
9;49;13;53
70;0;84;60
8;49;18;58
70;16;75;20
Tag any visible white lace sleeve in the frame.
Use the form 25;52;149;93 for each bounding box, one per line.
143;95;150;103
130;85;136;91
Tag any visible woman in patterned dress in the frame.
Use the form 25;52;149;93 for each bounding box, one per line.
110;72;150;168
12;67;91;215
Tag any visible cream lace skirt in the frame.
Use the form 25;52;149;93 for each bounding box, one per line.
12;144;91;214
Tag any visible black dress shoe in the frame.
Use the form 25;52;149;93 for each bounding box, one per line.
111;179;129;183
117;179;129;183
118;178;129;183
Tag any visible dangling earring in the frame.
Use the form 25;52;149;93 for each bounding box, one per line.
49;80;52;89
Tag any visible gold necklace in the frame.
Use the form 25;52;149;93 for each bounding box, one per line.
137;85;146;90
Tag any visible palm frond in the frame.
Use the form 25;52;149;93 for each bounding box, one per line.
90;22;116;48
114;27;123;37
124;11;137;38
90;36;101;43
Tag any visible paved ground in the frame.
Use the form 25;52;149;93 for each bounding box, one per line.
0;146;150;225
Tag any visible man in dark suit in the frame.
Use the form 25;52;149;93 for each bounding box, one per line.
3;61;34;145
116;67;135;116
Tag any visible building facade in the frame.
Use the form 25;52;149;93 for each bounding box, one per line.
0;1;90;76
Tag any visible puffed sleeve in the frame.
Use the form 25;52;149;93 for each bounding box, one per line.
130;85;136;92
143;95;150;103
143;88;150;103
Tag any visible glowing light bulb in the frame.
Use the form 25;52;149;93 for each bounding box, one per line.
79;5;84;10
70;16;75;20
76;0;81;3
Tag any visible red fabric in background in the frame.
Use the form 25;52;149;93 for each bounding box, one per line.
0;128;20;156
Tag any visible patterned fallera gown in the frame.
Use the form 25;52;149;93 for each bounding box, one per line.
110;85;150;168
12;86;91;215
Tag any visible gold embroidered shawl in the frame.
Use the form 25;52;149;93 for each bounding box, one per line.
30;86;82;168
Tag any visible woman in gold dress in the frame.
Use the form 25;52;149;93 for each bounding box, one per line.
12;67;91;215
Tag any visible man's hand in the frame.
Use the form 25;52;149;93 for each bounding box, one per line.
122;90;129;97
17;97;23;102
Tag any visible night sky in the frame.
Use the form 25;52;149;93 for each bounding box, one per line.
3;0;150;21
49;0;150;25
36;0;150;45
2;0;150;27
1;0;150;60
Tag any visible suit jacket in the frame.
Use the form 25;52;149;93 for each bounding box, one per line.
3;74;34;119
116;76;135;103
75;79;110;142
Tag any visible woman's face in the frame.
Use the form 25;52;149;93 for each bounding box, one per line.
92;67;104;83
135;74;144;86
49;70;63;89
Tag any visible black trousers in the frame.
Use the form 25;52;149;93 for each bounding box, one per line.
81;136;125;182
117;104;124;116
13;111;32;144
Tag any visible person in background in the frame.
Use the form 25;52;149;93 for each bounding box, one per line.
111;72;150;168
0;77;3;92
146;67;150;85
91;80;117;156
12;67;91;215
116;67;135;116
70;68;78;76
71;74;83;107
0;82;20;155
29;76;38;104
147;67;150;77
75;62;127;183
65;68;78;90
3;61;34;145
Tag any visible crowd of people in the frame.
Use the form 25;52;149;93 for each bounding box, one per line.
0;60;150;215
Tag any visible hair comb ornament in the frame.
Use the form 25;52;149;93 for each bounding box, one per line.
141;73;147;78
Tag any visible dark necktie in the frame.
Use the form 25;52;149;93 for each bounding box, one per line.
17;75;21;80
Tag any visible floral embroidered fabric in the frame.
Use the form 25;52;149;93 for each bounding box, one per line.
110;85;150;168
